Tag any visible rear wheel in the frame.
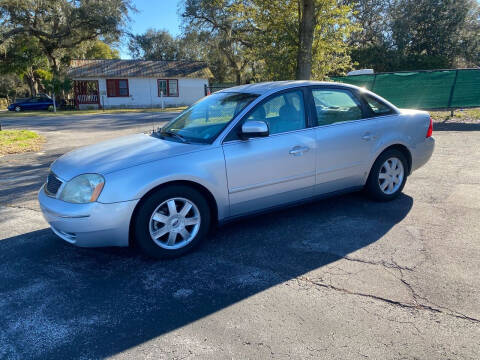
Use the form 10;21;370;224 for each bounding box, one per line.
134;185;211;259
14;106;21;112
365;149;408;201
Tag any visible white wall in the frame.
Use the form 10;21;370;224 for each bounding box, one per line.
76;77;208;109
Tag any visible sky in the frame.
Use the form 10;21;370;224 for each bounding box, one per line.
119;0;183;58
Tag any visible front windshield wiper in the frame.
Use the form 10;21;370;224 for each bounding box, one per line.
160;130;189;143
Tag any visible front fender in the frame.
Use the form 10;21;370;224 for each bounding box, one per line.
98;146;230;220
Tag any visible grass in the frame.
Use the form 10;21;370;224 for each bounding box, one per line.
0;129;45;155
430;108;480;123
0;106;187;118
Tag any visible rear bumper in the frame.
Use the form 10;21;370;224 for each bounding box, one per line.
411;137;435;173
38;186;138;247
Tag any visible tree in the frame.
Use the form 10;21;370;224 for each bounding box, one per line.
128;29;181;60
181;0;254;84
250;0;356;80
42;75;72;112
181;0;355;82
297;0;315;79
178;30;234;83
128;27;233;84
390;0;479;67
347;0;480;71
0;36;49;96
0;0;133;73
0;73;28;101
344;0;391;48
84;41;120;60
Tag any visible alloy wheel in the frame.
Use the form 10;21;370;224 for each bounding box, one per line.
148;197;201;250
378;157;404;195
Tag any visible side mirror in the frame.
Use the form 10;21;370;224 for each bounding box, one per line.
240;120;269;139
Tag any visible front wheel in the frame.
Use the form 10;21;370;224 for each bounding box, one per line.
365;149;408;201
133;185;211;259
14;106;21;112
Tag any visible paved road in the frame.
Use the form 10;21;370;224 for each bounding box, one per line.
0;112;176;206
0;114;479;359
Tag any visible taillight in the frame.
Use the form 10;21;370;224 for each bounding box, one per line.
426;117;433;138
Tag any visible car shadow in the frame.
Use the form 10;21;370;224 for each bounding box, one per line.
0;192;413;359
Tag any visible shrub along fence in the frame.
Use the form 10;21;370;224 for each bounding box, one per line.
331;69;480;110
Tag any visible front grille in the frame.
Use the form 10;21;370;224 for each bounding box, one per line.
45;172;63;196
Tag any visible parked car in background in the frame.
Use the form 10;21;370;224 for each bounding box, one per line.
38;81;434;259
8;95;53;112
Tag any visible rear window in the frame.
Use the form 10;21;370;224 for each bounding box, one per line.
364;94;394;116
312;89;364;125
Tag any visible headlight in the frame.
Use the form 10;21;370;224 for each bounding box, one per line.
59;174;105;203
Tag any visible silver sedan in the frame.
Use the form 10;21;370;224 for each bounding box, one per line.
38;81;435;258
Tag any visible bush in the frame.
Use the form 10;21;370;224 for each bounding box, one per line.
0;98;8;110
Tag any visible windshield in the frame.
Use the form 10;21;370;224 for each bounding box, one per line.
161;92;258;143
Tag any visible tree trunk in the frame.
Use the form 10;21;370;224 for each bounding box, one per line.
46;51;60;74
235;70;241;85
296;0;315;80
24;74;37;97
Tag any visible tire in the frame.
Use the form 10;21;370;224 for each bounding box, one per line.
133;185;211;259
14;106;21;112
365;149;408;201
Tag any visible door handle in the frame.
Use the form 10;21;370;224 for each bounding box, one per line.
289;146;310;156
361;133;376;141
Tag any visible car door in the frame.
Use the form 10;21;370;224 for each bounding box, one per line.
21;98;35;110
222;89;316;217
25;97;41;110
39;97;52;110
311;87;379;194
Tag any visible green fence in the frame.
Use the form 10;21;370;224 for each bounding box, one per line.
331;69;480;110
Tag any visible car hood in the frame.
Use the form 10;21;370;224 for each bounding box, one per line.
51;133;206;180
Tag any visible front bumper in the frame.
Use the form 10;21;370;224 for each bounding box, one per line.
38;186;138;247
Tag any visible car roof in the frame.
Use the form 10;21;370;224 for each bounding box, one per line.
218;80;361;95
216;80;399;113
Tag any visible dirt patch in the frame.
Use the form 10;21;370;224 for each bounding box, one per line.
431;108;480;131
0;130;45;155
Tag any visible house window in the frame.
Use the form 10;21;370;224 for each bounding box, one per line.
157;79;179;97
106;79;129;97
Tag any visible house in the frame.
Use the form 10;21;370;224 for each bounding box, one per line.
68;59;212;109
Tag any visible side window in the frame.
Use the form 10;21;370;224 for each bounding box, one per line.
118;80;129;96
246;90;306;135
157;79;179;97
364;94;394;116
107;79;129;97
312;89;363;126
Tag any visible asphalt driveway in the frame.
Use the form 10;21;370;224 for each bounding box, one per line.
0;113;479;359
